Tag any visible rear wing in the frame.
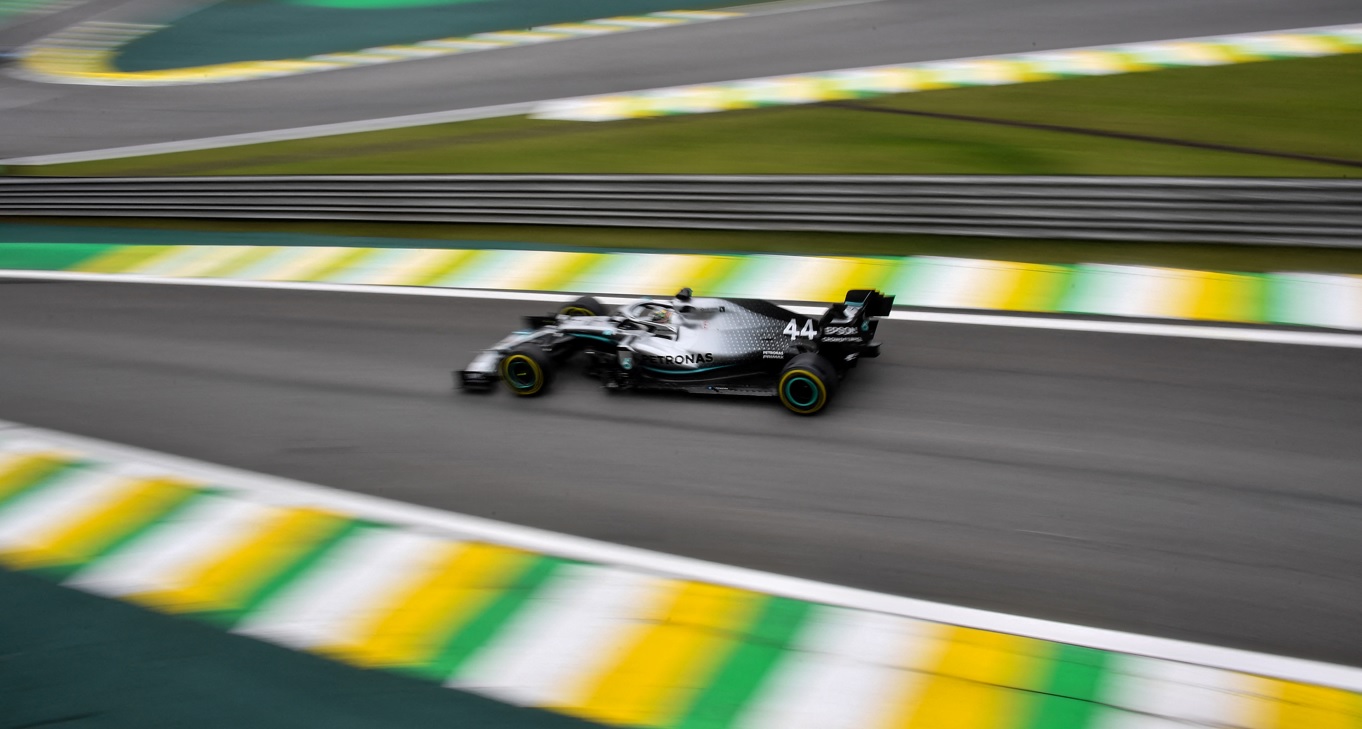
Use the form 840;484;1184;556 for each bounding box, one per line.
842;289;895;319
816;289;895;362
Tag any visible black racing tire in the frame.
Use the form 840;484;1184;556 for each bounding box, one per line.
559;296;608;318
499;345;555;397
778;353;838;415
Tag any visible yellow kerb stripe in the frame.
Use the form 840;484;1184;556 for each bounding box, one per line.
0;452;73;500
997;262;1072;312
407;249;477;286
0;477;195;570
518;252;607;292
796;258;895;302
886;627;1047;729
328;542;531;668
1247;677;1362;729
198;246;281;278
563;580;762;727
305;247;377;282
687;256;742;295
627;255;731;296
1188;272;1258;322
149;246;242;278
366;249;470;286
131;507;344;614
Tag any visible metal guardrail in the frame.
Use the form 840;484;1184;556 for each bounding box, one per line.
2;175;1360;247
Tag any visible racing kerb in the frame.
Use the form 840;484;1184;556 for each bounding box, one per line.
2;420;1361;729
531;22;1362;121
0;241;1360;330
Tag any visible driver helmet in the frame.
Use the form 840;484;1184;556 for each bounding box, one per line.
647;304;673;324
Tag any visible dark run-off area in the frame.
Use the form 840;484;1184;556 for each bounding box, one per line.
0;568;605;729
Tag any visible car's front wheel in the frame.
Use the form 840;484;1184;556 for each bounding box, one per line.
499;344;555;397
559;295;608;317
778;353;837;415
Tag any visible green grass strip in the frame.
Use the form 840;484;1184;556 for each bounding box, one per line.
194;517;372;628
0;243;116;270
410;555;571;683
671;597;816;729
34;485;215;583
1016;643;1112;729
28;55;1362;179
0;459;89;514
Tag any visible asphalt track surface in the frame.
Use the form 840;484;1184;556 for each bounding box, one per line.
2;0;1361;156
2;279;1360;666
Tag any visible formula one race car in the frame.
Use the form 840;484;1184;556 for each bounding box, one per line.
457;288;894;415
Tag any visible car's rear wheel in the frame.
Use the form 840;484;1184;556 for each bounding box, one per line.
559;296;608;317
499;345;555;397
778;353;837;415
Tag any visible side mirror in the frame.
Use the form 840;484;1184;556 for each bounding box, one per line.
676;287;693;301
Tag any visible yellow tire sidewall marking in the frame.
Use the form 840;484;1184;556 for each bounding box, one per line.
500;353;545;395
778;368;827;414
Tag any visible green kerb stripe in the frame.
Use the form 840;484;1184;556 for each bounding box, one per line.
672;596;816;729
0;459;88;513
196;517;369;628
35;485;214;583
220;518;377;627
416;556;571;682
1016;643;1112;729
0;243;116;270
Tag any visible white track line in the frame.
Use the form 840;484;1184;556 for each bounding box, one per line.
0;101;538;166
4;269;1361;348
3;418;1361;690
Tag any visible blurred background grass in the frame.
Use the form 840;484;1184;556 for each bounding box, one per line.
15;54;1361;178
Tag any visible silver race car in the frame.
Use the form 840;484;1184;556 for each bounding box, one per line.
457;288;894;415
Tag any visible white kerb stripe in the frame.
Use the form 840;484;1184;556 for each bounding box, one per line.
1279;273;1362;330
452;565;666;705
0;465;123;548
1071;265;1187;319
904;258;1006;310
0;437;70;459
233;527;450;648
1096;655;1257;727
161;247;256;278
737;256;827;301
254;246;358;282
65;495;270;596
363;249;456;286
310;537;471;649
736;608;944;729
0;465;176;550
